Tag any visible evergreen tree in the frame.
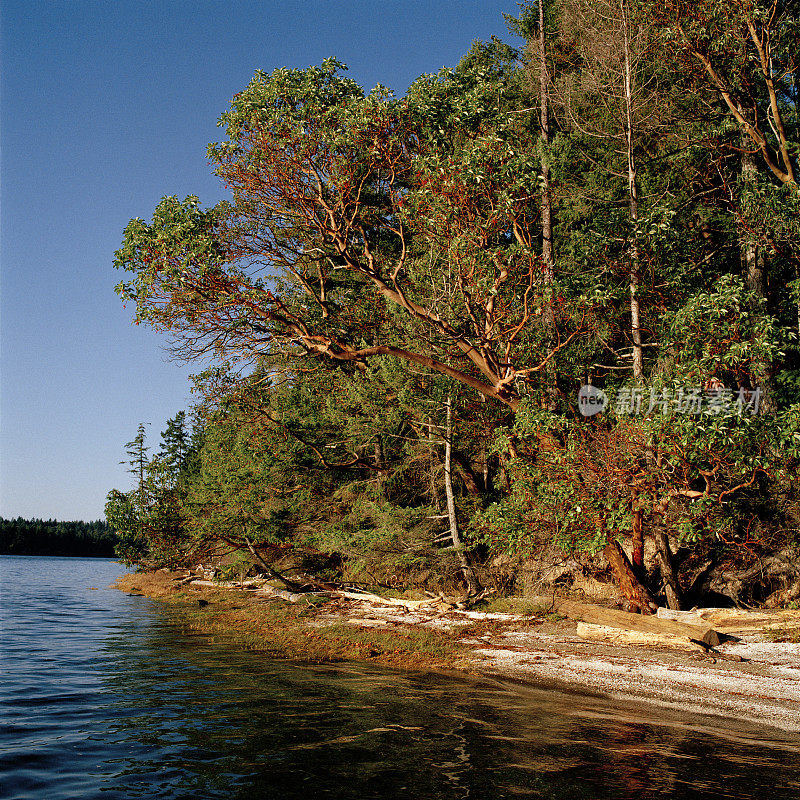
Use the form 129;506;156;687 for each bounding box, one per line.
109;27;800;609
158;411;190;484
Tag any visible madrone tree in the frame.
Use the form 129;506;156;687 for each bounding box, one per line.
114;56;583;413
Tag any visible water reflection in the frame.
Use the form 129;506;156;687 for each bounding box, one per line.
2;556;799;800
99;605;800;799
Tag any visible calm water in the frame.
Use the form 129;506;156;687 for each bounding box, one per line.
1;556;799;800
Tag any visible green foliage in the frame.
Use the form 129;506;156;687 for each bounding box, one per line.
109;9;800;601
159;411;190;479
302;483;451;586
663;274;787;383
213;551;257;583
185;407;300;551
105;489;147;566
106;419;203;568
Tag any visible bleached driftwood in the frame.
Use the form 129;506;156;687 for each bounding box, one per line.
559;601;721;647
345;618;391;628
172;575;198;587
332;590;453;611
577;622;704;650
658;606;800;631
657;607;709;624
254;584;306;603
694;608;800;633
189;579;263;589
187;578;305;602
575;624;748;660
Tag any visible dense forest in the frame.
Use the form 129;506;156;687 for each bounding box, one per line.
107;0;800;613
0;518;116;558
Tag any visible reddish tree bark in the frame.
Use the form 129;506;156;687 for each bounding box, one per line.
631;505;644;577
603;540;656;614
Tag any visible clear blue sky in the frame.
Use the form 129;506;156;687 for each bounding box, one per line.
1;0;521;522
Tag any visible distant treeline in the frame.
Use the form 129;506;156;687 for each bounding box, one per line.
0;517;117;558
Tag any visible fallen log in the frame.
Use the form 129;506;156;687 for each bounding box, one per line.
559;601;721;647
172;575;198;587
189;578;265;589
345;618;391;628
332;590;452;611
255;585;306;603
576;622;705;650
188;578;305;602
698;608;800;633
656;607;708;625
658;606;800;632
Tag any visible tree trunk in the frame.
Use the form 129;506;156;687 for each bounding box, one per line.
481;393;490;491
500;457;511;493
444;395;480;595
742;146;766;298
241;537;304;592
603;539;656;614
741;139;777;413
451;452;484;498
427;416;443;512
654;530;682;611
796;264;800;342
631;503;644;578
538;0;558;408
373;440;388;477
621;0;644;383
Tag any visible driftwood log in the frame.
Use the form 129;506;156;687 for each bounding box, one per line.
332;590;455;611
658;606;800;633
188;578;306;603
576;622;714;650
558;600;721;647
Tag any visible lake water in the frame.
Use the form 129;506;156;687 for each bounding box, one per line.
1;555;799;799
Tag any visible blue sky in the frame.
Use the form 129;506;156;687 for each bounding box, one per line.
1;0;521;522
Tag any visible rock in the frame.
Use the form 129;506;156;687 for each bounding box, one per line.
765;581;800;609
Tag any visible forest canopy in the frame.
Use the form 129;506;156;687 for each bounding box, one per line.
108;0;800;613
0;518;116;558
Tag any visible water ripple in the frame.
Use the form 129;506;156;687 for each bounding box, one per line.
2;555;800;800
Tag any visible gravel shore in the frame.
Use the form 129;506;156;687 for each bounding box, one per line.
314;600;800;733
116;571;800;733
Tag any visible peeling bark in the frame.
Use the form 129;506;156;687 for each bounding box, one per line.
631;504;644;578
603;539;657;614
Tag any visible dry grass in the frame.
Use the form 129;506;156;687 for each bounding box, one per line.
477;596;552;617
113;571;469;670
114;570;188;597
764;625;800;644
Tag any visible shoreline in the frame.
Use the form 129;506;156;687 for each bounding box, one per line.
114;570;800;734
